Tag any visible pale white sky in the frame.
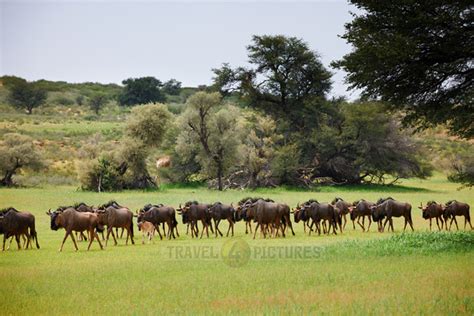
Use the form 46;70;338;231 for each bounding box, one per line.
1;0;360;99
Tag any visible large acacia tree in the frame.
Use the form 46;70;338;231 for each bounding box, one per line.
333;0;473;138
176;92;241;190
212;35;332;132
8;80;48;114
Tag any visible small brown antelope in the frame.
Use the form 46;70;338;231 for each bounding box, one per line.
137;221;155;244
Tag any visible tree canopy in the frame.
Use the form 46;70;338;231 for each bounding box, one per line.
119;77;166;106
212;35;332;130
0;133;45;186
333;0;474;138
8;80;48;114
176;92;242;190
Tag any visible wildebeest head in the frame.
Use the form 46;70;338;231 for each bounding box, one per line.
418;202;431;219
47;209;61;231
176;204;191;224
331;197;343;205
370;204;386;222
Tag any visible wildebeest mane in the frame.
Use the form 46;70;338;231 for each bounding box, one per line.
0;207;18;215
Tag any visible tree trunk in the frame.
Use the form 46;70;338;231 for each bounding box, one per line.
0;169;15;187
217;161;223;191
27;107;33;115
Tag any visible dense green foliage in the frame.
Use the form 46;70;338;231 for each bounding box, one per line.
175;92;242;190
210;35;431;186
0;133;45;186
333;0;473;138
118;77;166;106
77;103;172;191
89;94;108;115
8;80;48;114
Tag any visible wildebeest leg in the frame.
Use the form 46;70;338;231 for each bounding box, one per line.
226;219;233;237
206;220;210;238
367;216;372;231
125;226;130;245
436;217;442;231
155;224;164;240
357;217;365;231
213;219;220;237
95;231;104;249
174;223;180;238
87;229;95;250
70;231;79;251
253;223;260;239
429;218;432;231
58;231;71;252
200;220;206;239
105;228;112;247
111;228;118;245
403;216;409;231
389;218;394;232
14;234;21;250
286;216;295;236
452;217;459;230
382;218;389;232
161;223;166;237
121;228;125;239
352;218;356;230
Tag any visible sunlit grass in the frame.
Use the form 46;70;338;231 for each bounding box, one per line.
0;175;473;314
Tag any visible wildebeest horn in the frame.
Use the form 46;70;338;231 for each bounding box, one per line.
418;202;423;209
46;209;51;215
297;202;300;208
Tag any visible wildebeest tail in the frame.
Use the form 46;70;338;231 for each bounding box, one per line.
30;223;40;249
130;218;134;238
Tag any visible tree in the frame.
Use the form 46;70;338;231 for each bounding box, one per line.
176;92;241;190
448;153;474;189
76;95;85;106
333;1;473;138
8;81;48;114
240;113;282;188
78;103;173;191
162;79;182;95
0;133;44;186
310;102;433;184
125;103;173;146
119;77;166;106
89;94;107;115
212;35;332;130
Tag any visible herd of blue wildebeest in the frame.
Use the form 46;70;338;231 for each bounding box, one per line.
0;197;471;251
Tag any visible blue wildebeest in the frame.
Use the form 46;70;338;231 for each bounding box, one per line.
443;200;472;230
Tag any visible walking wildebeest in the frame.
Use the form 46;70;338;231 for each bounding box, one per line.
443;200;472;230
332;197;350;230
0;207;40;251
300;202;338;236
247;199;285;239
137;204;178;239
371;198;413;232
137;221;155;244
47;208;103;251
419;201;444;231
235;197;274;234
177;202;213;238
208;202;235;237
96;205;134;246
349;199;374;232
99;201;130;238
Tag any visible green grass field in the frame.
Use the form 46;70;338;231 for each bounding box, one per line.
0;175;473;314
